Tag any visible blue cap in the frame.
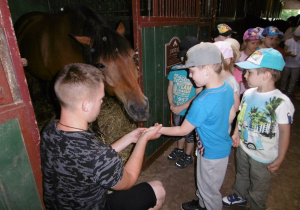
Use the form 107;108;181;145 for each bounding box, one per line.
235;48;285;71
262;26;281;37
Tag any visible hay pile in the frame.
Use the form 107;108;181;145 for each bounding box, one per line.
33;93;137;163
94;95;137;163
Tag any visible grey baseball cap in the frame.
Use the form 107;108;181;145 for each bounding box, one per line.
176;42;222;69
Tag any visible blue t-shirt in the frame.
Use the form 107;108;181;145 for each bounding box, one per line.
186;82;234;159
167;66;196;115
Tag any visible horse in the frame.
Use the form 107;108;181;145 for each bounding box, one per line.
14;5;149;122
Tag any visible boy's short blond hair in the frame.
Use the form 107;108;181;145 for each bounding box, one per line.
54;63;104;109
211;63;223;74
196;62;222;74
257;67;281;82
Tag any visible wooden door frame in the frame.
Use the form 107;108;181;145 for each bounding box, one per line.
0;0;43;203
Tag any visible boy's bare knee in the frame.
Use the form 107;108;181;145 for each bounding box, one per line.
148;180;166;209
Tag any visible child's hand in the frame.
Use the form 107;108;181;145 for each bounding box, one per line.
267;158;283;172
21;58;28;66
170;104;175;111
141;123;162;140
231;134;240;147
170;105;184;115
286;51;297;57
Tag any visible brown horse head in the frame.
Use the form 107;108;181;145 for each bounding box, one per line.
15;6;149;122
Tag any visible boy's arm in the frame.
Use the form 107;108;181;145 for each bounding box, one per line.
110;128;146;152
112;124;162;190
158;119;195;136
231;121;240;147
229;105;236;124
233;92;240;112
267;124;290;172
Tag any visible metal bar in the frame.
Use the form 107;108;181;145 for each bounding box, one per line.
170;0;173;17
152;0;157;16
197;0;201;18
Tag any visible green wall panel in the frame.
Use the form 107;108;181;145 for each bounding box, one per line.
142;25;198;158
7;0;49;24
0;119;42;210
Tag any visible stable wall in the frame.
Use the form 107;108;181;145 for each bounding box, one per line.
141;25;199;159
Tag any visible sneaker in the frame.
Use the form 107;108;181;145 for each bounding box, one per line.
222;193;247;207
167;148;184;160
182;200;206;210
175;154;193;168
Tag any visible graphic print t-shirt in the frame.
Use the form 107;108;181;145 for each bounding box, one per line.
237;88;295;163
41;120;123;210
168;66;196;115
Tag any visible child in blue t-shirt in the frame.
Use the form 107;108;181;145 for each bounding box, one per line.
159;42;235;210
167;36;202;169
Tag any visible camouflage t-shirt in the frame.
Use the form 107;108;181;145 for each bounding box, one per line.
41;120;123;210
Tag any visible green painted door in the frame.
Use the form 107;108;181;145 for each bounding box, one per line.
142;25;198;159
0;119;42;209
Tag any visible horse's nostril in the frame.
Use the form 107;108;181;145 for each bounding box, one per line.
144;97;149;105
126;98;149;122
129;104;138;115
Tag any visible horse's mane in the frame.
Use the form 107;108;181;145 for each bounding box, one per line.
63;5;131;65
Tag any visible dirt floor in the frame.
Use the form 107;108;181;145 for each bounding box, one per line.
138;91;300;210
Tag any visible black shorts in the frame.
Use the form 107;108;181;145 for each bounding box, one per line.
172;114;196;143
104;182;156;210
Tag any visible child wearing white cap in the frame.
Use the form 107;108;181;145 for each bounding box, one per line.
280;25;300;96
158;42;236;210
223;48;295;210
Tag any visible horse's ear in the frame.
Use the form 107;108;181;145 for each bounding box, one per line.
70;34;92;47
116;22;125;36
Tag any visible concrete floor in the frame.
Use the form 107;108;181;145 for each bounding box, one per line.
138;95;300;210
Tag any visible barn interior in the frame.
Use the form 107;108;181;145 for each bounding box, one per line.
0;0;300;209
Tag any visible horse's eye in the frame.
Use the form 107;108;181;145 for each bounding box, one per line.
95;63;105;69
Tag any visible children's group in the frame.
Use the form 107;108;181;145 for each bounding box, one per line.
164;21;297;210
